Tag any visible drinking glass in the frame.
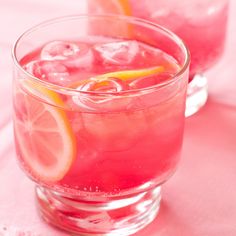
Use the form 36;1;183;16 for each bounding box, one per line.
12;15;189;235
89;0;229;116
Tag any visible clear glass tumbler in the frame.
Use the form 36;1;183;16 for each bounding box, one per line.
89;0;229;116
12;15;190;235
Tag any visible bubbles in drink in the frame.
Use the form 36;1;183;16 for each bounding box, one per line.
24;60;70;86
41;41;94;68
94;40;139;66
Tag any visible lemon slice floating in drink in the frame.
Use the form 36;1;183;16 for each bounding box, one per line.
14;81;76;182
70;66;165;90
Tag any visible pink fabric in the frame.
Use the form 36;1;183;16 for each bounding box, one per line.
0;1;236;235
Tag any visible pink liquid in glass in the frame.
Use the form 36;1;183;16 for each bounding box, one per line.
14;37;185;194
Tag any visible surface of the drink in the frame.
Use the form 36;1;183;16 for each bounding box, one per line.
21;36;179;89
14;37;186;195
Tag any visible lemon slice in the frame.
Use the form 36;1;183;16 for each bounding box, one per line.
89;0;132;38
70;66;164;89
89;0;131;15
14;80;76;182
97;66;164;81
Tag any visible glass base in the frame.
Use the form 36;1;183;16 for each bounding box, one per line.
185;74;208;117
36;185;161;236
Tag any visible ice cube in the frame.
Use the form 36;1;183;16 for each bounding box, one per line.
41;41;94;68
24;60;70;86
72;77;131;112
41;41;79;60
94;40;139;65
79;77;129;93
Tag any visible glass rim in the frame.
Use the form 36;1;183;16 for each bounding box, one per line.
12;14;190;96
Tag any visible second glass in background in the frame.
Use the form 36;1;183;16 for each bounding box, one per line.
89;0;229;116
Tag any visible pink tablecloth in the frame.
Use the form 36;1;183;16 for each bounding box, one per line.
0;1;236;235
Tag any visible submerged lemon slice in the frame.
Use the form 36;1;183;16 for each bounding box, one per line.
70;66;164;89
14;80;76;182
97;66;164;81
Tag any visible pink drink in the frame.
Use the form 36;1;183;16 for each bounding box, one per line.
129;0;229;79
15;37;183;193
13;16;189;235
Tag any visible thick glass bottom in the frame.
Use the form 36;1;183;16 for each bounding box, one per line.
185;74;208;117
36;185;161;236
